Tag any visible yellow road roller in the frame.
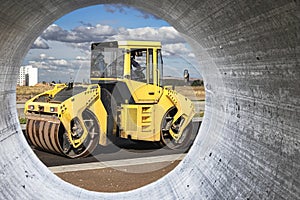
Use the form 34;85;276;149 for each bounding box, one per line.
24;41;195;158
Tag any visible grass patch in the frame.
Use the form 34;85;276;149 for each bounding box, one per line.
194;111;204;118
19;117;27;124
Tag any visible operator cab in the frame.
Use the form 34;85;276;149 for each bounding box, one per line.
90;41;163;86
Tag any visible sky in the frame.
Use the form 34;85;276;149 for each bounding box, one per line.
24;4;201;83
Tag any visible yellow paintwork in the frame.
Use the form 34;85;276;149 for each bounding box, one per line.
119;84;194;142
24;84;66;115
123;48;131;77
160;88;195;140
153;48;158;86
57;85;102;148
25;84;108;147
120;104;157;141
93;41;194;143
24;40;195;151
123;79;163;103
118;40;161;48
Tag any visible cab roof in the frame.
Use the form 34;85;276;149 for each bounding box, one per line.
91;41;161;50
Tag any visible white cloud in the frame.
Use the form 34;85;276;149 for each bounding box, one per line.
48;56;55;60
37;23;195;62
31;37;49;49
25;23;201;82
74;24;116;37
49;59;69;67
187;52;196;58
41;24;186;46
163;43;189;55
39;53;47;60
41;24;116;43
28;60;50;69
112;26;185;44
42;24;70;42
162;43;195;59
75;56;89;60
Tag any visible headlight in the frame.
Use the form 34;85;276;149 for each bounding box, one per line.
28;105;34;110
50;107;57;112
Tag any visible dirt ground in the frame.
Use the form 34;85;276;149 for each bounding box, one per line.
55;160;181;192
16;84;53;102
175;86;205;101
16;85;205;102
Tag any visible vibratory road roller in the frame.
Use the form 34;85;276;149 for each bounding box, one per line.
24;41;195;158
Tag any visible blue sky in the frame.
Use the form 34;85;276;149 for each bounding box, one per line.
55;5;170;29
24;4;201;83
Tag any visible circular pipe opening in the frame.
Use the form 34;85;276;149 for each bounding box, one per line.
1;1;298;199
17;3;206;194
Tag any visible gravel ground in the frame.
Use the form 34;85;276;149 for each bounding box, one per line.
55;160;180;192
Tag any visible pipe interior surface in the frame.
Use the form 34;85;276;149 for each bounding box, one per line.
0;0;299;199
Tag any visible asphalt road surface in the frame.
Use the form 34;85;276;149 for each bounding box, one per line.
32;121;201;167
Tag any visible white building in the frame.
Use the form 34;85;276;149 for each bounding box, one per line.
18;65;38;86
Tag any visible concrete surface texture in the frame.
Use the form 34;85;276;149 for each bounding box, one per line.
0;0;299;199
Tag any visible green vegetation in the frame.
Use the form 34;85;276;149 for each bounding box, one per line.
194;111;204;118
191;79;204;86
19;117;26;124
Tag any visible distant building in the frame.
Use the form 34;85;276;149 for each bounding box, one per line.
18;65;38;86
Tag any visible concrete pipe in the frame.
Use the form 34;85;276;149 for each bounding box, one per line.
0;0;299;199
